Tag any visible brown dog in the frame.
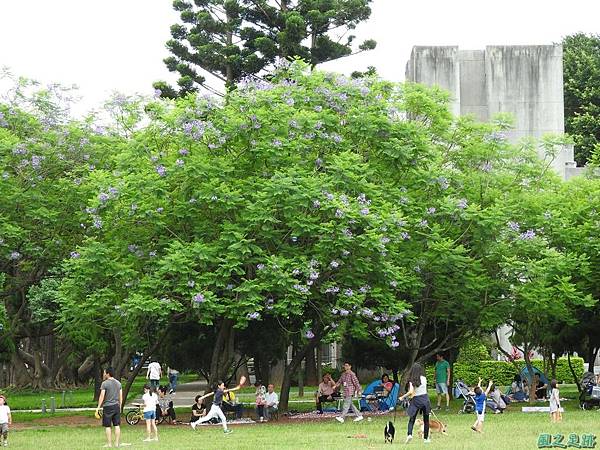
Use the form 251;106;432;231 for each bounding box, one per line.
416;418;448;438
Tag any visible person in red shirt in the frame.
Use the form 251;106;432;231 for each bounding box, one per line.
335;362;363;423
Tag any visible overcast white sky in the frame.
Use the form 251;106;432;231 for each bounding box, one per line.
0;0;598;115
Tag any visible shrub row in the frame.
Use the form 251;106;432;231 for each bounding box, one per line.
425;357;584;387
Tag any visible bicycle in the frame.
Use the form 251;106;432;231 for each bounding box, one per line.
125;403;167;426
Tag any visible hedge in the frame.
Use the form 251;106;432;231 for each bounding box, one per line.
426;357;584;387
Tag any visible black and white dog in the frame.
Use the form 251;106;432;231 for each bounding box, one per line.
384;421;395;443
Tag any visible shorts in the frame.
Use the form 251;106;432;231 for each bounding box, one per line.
150;379;160;389
435;383;448;394
0;423;8;434
476;411;485;422
102;404;121;427
143;410;156;420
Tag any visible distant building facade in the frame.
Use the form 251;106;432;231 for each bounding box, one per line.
406;45;582;181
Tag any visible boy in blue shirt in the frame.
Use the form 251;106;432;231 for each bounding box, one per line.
471;378;493;433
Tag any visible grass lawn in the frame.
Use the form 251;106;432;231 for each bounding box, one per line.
6;407;600;449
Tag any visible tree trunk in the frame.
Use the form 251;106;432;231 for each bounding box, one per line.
305;347;318;386
567;353;582;392
523;343;535;404
279;339;319;412
208;318;235;392
93;358;103;401
586;346;598;370
316;345;323;383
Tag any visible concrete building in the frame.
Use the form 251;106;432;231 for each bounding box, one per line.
406;45;583;180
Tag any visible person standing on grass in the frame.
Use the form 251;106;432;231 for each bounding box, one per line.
96;367;129;448
398;363;431;444
434;353;451;411
146;359;162;390
142;385;159;442
335;362;364;423
167;367;179;394
190;381;240;434
472;378;493;433
0;395;12;447
549;379;562;423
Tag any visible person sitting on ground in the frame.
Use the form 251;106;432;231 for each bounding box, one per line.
222;389;244;420
534;374;547;400
487;384;507;414
265;384;279;420
255;381;267;422
316;373;340;414
157;386;177;423
190;395;206;423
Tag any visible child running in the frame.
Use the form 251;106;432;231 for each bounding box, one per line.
190;377;245;434
549;379;562;423
0;395;11;447
472;378;493;433
142;385;159;442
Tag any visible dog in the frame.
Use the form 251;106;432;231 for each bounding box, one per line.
384;421;395;443
416;418;448;438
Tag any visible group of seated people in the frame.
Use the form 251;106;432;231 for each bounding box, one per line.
508;373;548;402
189;382;279;423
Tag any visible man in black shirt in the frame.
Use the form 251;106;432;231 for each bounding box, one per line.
190;381;241;434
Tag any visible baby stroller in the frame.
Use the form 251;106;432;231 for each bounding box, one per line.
579;372;600;410
454;380;476;414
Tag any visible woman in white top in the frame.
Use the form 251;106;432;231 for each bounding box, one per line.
549;379;562;423
398;363;431;444
142;385;159;442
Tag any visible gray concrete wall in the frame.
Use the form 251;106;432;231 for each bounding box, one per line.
406;44;577;180
406;46;461;116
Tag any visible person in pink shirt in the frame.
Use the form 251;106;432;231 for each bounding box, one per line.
316;373;341;413
335;362;363;423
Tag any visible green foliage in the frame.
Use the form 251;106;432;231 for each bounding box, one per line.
156;0;376;94
456;338;491;364
431;357;585;387
563;33;600;166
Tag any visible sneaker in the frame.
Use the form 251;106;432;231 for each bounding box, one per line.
224;429;233;434
405;435;413;444
169;389;174;394
494;410;501;414
143;438;154;442
353;416;364;422
335;416;345;423
471;426;477;432
190;421;197;430
424;438;431;444
259;417;264;422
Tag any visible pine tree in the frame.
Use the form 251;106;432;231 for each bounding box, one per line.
154;0;376;97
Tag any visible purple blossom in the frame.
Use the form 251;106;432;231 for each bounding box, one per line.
193;293;205;303
519;229;536;240
292;268;301;276
325;286;340;294
312;200;321;208
391;340;400;348
315;158;323;168
401;231;411;240
330;260;340;269
98;192;110;203
380;236;390;245
189;198;197;204
309;271;319;280
108;187;118;196
12;145;27;155
436;177;449;190
339;309;349;316
343;228;353;237
304;132;315;140
266;298;274;310
344;288;354;297
156;165;166;177
331;133;342;143
92;216;103;229
360;86;370;96
479;161;493;172
149;251;157;257
285;97;295;106
151;155;159;162
309;259;319;267
507;221;520;232
427;207;436;215
361;308;373;317
289;119;299;128
342;250;350;257
377;329;388;338
179;148;189;156
128;244;138;253
323;191;334;201
70;251;80;259
457;198;468;209
414;265;421;273
153;88;162;98
156;207;164;213
257;263;265;270
390;281;398;288
226;284;234;290
419;219;428;227
360;207;369;216
330;322;338;329
176;159;184;167
315;121;323;130
247;312;261;320
273;139;282;147
31;155;43;170
85;207;97;214
9;251;21;260
305;329;315;339
293;284;309;294
314;105;323;112
335;209;344;218
359;285;371;294
187;280;195;288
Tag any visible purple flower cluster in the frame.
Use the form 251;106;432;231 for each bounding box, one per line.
312;200;321;209
247;312;261;320
193;293;205;303
309;271;319;280
436;177;449;190
519;229;536;240
325;286;340;294
344;289;354;297
176;159;184;167
427;207;436;215
360;207;369;216
293;284;309;294
179;148;189;156
98;192;110;203
330;260;340;269
156;165;166;177
9;251;21;260
335;209;344;218
507;221;520;232
457;198;468;209
187;280;195;288
257;263;265;270
305;329;315;339
400;232;410;240
183;119;210;140
380;236;390;245
70;251;80;259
